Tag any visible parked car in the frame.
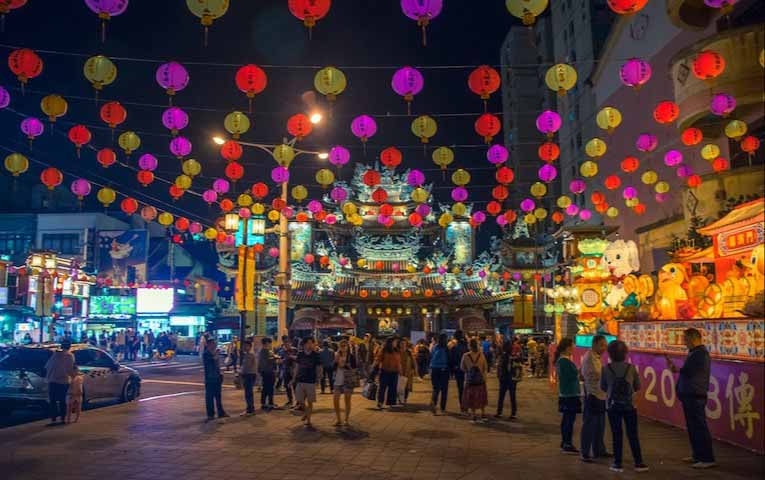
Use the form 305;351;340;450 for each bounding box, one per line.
0;343;141;416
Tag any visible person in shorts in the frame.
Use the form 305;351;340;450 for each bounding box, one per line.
293;337;321;428
332;339;357;427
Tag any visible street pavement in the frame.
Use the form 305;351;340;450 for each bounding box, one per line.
1;365;763;480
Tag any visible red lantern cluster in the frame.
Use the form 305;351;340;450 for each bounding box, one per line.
380;147;402;170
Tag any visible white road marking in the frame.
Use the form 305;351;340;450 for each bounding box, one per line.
138;391;199;402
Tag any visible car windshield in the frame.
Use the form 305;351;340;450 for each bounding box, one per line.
0;348;51;374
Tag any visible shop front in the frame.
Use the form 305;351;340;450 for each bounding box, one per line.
169;303;213;353
0;305;39;344
87;294;136;335
135;287;174;334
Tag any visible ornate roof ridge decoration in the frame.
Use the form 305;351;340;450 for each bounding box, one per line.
438;203;473;216
350;162;432;204
353;231;422;261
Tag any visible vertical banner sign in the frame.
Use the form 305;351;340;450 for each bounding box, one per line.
235;246;256;312
235;246;245;311
246;247;256;312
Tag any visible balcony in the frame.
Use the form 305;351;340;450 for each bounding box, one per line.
669;25;765;133
667;0;718;30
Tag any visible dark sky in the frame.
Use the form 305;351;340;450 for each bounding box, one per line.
0;1;524;246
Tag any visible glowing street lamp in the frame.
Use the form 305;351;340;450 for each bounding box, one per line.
310;111;323;124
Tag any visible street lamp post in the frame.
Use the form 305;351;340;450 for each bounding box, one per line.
223;212;246;363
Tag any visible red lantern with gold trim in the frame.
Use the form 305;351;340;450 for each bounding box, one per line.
251;182;269;199
380;147;402;170
120;197;138;215
286;113;312;140
474;113;501;143
225;161;244;182
620;156;640;173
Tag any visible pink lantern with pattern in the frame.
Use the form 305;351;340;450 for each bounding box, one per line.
161;107;188;135
70;178;92;200
536;110;562;137
329;145;350;167
487;144;509;165
156;61;189;101
138;153;158;171
169;136;192;158
272;166;289;183
212;178;230;194
619;58;652;89
538;164;557;183
392;66;424;113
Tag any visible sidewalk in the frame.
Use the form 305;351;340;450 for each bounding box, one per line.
1;376;762;480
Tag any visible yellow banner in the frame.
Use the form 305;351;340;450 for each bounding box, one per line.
235;246;257;312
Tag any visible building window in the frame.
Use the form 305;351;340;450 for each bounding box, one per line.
41;233;80;255
0;233;32;255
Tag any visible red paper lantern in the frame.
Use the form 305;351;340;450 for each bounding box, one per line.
681;127;703;146
251;182;269;199
590;191;606;205
371;188;388;203
620;156;640;173
220;198;234;213
225;161;244;182
504;210;517;223
235;64;267;111
68;125;92;155
551;211;564;224
120;197;138;215
538;142;560;163
740;135;760;154
362;169;381;187
216;231;227;243
687;175;702;188
408;212;422;226
272;198;287;210
379;203;393;216
604;175;621;190
40;167;63;190
220;140;242;162
288;0;331;29
495;166;514;184
607;0;648;14
474;113;501;143
712;157;729;172
468;65;501;100
633;203;646;215
137;170;154;187
375;260;384;270
8;48;42;85
296;212;309;222
286;113;312;140
175;217;190;232
97;148;117;168
653;101;679;124
692;50;725;81
491;185;509;201
380;147;402;169
100;101;127;129
315;210;327;222
595;202;609;214
169;184;184;200
486;201;502;215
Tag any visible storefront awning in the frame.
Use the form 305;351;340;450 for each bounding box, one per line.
290;307;324;330
317;315;355;330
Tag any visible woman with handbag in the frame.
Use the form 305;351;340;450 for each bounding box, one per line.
332;339;358;426
460;338;489;422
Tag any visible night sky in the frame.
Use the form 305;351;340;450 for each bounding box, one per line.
0;1;533;249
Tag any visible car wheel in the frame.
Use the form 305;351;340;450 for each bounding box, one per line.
122;378;140;402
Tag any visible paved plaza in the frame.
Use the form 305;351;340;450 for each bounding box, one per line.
1;375;762;480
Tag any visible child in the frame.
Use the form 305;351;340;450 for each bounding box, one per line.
67;365;85;423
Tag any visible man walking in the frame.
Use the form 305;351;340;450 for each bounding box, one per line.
258;337;277;410
580;334;610;462
44;340;75;426
202;338;228;421
319;340;335;394
240;338;257;416
294;337;321;428
449;330;469;414
666;328;716;469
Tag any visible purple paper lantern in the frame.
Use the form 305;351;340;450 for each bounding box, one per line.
579;209;592;221
565;204;580;216
451;187;468;202
415;204;431;216
239;207;251;219
189;222;202;234
407;169;426;187
212;178;230;194
520;198;535;212
328;145;350;167
538;164;558;183
569;179;587;194
487;144;509;165
377;214;389;225
21;117;44;139
635;133;658;152
438;265;447;275
156;62;189;96
169;136;192;158
655;192;669;203
664;149;683;167
512;272;522;281
472;211;486;223
536;110;562;136
677;165;693;178
704;0;737;7
307;200;322;213
543;273;552;282
623;186;637;200
162;107;189;134
619;58;652;88
351;115;377;141
0;86;10;109
271;166;289;183
401;0;443;21
478;270;486;278
85;1;129;17
391;66;424;100
330;186;348;203
70;178;92;199
710;93;736;117
496;215;508;226
224;235;235;246
138;153;158;171
202;190;217;203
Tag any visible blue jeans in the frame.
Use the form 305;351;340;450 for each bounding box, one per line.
608;408;644;466
453;369;465;410
497;378;517;416
430;367;450;411
561;411;577;447
681;398;715;463
204;381;225;418
378;371;398;406
48;382;69;421
581;394;607;457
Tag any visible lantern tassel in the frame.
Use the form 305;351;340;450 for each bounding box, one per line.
101;20;106;44
407;101;411;116
1;14;5;33
169;96;173;107
248;97;253;114
483;99;488;113
421;24;427;47
204;27;209;48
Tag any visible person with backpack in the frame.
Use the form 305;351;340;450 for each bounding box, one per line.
461;338;489;422
429;333;451;415
555;337;581;454
495;339;521;419
580;335;610;462
601;340;649;473
449;330;469;415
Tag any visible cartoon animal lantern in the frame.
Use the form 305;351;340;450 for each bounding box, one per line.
603;240;640;278
653;263;690;320
571;238;612;334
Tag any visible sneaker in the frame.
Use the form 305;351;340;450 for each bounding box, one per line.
239;411;254;417
218;413;230;418
509;414;517;420
561;446;580;455
579;456;593;463
691;462;717;469
634;463;649;472
681;456;696;463
609;464;623;473
493;413;504;419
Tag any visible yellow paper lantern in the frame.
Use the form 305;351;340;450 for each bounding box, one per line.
411;187;429;203
411;115;437;143
580;160;599;178
432;146;454;170
224;111;250;139
314;66;346;102
118;131;140;155
545;63;577;96
350;214;363;226
186;0;228;26
524;213;537;224
506;0;549;26
641;170;658;185
625;197;639;207
83;55;117;91
452;202;467;216
724;120;747;140
175;174;192;190
96;187;116;207
451;168;470;186
585;138;607;159
606;207;619;218
406;264;416;273
252;203;265;215
315;168;335;188
158;212;174;226
237;193;253;207
40;94;68;123
182;158;202;177
4;153;29;176
342;202;357;216
272;144;295;166
655;181;670;194
357;258;367;268
291;185;308;202
204;227;218;240
595;107;622;134
556;195;572;208
267;209;280;222
700;144;720;161
530;181;547;198
438;212;453;227
533;207;548;219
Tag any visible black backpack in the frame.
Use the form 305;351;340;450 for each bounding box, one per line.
608;364;634;410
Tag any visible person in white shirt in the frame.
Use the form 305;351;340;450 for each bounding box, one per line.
580;334;611;462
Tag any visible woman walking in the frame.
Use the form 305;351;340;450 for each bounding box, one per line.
429;333;451;415
495;339;521;419
374;337;401;410
601;340;649;473
399;338;416;404
415;339;430;379
461;338;489;422
556;337;581;454
332;339;358;426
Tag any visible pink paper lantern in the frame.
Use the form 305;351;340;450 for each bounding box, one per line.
536;110;562;136
623;186;637;199
635;133;658;152
169;136;192;158
487;144;509;165
565;204;580;216
569;179;587;194
239;207;251;218
377;214;389;225
307;200;322;213
496;215;508;226
391;66;424;101
202;190;217;203
224;235;235;246
161;107;189;134
70;179;92;199
520;198;535;212
21;117;44;138
189;222;202;234
451;187;468;202
619;58;652;88
664;149;683;167
212;178;230;194
281;206;294;219
677;165;693;178
472;211;486;223
330;186;348;202
579;209;592;221
392;262;401;272
268;247;279;258
351;115;377;142
437;266;447;275
416;204;431;216
0;86;10;109
407;169;426;187
138;153;158;171
329;146;350;167
156;62;189;96
538;164;558;183
271;166;289;183
710;93;736;117
401;0;443;45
